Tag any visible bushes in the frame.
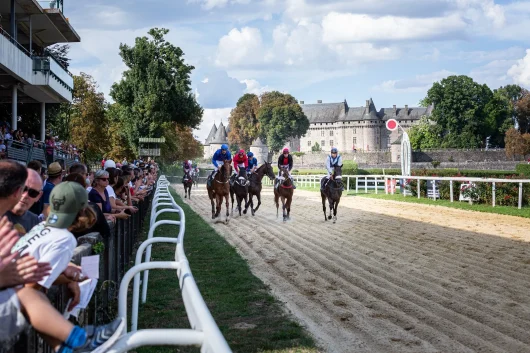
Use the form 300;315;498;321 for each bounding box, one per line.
516;163;530;176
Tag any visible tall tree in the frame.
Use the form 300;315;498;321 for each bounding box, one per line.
227;93;260;150
69;73;109;162
110;28;203;150
257;91;309;152
408;116;442;150
160;122;203;164
496;84;528;132
515;94;530;134
422;75;493;148
484;91;512;147
505;128;529;160
105;103;136;160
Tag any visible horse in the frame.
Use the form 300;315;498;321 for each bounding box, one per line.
182;170;193;199
244;162;275;216
274;168;294;222
320;164;343;223
206;160;232;223
192;171;199;188
230;167;249;217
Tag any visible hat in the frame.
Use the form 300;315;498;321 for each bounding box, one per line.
47;162;63;177
45;182;88;228
104;159;116;169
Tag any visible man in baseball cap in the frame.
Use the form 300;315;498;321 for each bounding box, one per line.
42;162;64;218
46;181;88;228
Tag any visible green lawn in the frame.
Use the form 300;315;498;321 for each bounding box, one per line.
350;192;530;218
132;188;319;353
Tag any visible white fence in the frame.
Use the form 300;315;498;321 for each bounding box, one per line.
109;176;231;353
264;174;530;209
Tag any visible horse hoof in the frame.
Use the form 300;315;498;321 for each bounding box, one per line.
243;209;247;214
327;215;332;220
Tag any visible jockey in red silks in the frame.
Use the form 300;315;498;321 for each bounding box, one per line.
231;149;249;186
276;147;296;189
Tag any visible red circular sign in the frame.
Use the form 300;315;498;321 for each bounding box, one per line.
386;119;398;131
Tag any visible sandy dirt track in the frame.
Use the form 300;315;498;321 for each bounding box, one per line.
173;184;530;353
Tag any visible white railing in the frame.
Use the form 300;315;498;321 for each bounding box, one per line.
264;174;530;209
110;176;231;353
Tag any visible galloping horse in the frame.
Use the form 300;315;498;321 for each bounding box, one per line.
244;162;275;216
274;168;294;222
320;164;343;223
207;160;232;223
230;168;249;217
182;170;193;199
192;170;199;188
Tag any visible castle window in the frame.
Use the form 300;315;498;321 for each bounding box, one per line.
353;137;357;144
321;140;325;146
321;131;325;137
308;140;311;147
289;141;293;147
353;128;357;134
329;130;334;137
330;140;334;147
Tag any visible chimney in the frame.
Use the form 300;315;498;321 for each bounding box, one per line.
300;100;304;104
404;105;408;116
365;99;370;108
317;100;322;103
393;105;397;115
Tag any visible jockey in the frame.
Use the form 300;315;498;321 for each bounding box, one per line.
231;149;249;185
276;147;296;189
322;147;343;191
209;144;232;182
246;151;258;174
183;160;192;174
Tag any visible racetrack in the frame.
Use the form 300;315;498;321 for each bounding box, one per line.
172;184;530;353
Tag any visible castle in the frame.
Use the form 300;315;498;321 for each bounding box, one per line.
203;98;433;161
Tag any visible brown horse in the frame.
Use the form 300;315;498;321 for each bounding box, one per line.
244;162;275;216
274;168;294;222
320;164;343;223
207;160;232;223
182;170;193;199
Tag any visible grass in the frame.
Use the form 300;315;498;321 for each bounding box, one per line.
132;188;319;353
350;192;530;219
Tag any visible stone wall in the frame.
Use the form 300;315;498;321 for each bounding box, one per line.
357;161;520;171
411;149;519;163
273;151;391;168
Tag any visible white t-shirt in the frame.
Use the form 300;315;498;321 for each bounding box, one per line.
106;185;116;199
11;222;76;289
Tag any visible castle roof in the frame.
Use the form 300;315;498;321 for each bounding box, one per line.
251;137;267;147
300;99;432;124
211;122;228;144
204;123;218;145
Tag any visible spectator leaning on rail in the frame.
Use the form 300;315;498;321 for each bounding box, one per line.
6;168;42;235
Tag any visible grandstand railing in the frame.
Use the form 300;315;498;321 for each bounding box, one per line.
109;176;231;353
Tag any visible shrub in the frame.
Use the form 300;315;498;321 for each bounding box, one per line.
431;160;441;168
448;156;454;162
516;163;530;176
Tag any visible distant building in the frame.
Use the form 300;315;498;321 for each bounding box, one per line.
203;122;228;159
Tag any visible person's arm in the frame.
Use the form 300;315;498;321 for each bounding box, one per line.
289;155;293;170
244;155;248;168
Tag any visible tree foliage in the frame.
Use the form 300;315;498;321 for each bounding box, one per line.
160;122;203;164
484;91;513;147
505;128;530;160
227;94;260;150
422;75;494;148
408;116;442;150
69;73;109;161
515;94;530;134
46;44;71;69
257;91;309;152
110;28;203;150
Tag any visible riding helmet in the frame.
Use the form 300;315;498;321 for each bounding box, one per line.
239;149;245;155
247;151;254;157
283;148;289;153
221;144;228;150
331;147;338;153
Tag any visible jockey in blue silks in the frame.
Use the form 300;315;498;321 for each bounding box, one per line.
209;144;232;182
322;147;343;190
246;151;258;174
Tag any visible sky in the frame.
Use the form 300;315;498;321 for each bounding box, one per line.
65;0;530;142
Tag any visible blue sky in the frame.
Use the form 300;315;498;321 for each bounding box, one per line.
65;0;530;141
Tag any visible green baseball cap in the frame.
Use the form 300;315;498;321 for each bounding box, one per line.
45;181;88;228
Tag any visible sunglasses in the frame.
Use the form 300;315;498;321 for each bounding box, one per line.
98;178;109;181
23;185;41;198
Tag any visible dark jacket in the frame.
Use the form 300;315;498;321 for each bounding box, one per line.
277;154;293;171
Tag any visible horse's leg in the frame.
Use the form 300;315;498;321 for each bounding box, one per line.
215;195;222;218
281;195;287;222
237;194;242;216
286;194;292;220
224;193;230;223
321;191;328;221
328;197;333;220
230;188;235;216
210;194;215;219
274;191;279;218
244;192;252;214
243;193;249;215
333;197;340;223
183;184;187;198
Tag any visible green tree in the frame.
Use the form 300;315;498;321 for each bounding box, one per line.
110;28;203;150
515;94;530;134
422;75;493;148
484;91;512;147
496;84;528;132
160;122;203;164
408;116;442;150
257;91;309;153
227;93;260;150
311;142;321;152
69;73;110;162
505;128;529;160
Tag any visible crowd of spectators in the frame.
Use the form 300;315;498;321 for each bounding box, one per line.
0;156;158;352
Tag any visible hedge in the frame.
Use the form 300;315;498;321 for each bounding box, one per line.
516;163;530;177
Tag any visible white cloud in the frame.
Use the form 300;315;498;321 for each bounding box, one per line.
241;79;270;94
194;108;233;142
508;49;530;88
215;27;266;68
189;0;252;10
470;59;517;87
375;70;457;92
201;78;209;83
322;12;467;43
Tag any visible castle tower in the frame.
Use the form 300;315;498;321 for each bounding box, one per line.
250;137;269;164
